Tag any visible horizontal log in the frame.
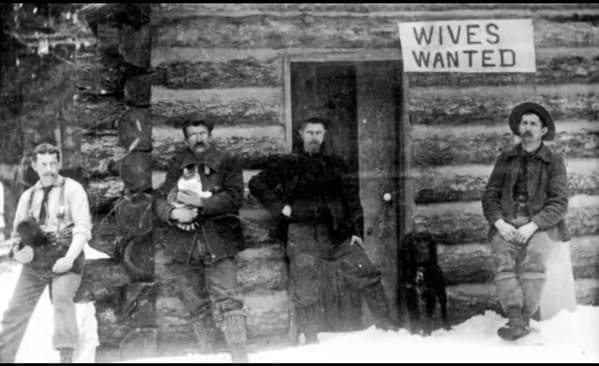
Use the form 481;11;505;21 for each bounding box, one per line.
414;195;599;244
438;236;599;285
413;122;599;167
152;47;599;89
151;57;281;89
154;3;599;17
75;259;130;302
409;83;599;126
153;11;599;49
414;158;599;204
235;245;287;292
445;279;599;325
150;86;282;127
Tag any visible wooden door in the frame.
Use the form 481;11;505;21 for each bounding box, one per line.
290;60;403;329
356;61;402;323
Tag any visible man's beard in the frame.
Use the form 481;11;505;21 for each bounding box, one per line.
305;141;321;153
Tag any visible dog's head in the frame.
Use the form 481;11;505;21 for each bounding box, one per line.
401;231;439;280
16;218;48;248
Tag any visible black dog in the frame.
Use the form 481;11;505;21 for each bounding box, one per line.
400;231;449;336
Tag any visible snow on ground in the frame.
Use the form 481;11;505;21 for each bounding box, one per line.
0;246;597;363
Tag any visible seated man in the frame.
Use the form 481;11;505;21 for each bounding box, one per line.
482;103;570;341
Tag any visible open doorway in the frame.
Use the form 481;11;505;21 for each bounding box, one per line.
288;59;405;329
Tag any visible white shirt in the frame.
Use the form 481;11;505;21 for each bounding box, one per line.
11;176;92;241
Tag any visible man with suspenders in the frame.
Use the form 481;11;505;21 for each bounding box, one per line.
0;143;92;363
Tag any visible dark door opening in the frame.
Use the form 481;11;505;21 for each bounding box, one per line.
290;60;403;329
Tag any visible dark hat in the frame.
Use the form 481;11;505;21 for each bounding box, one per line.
509;102;555;141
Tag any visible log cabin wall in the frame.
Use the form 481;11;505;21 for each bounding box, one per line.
149;3;599;344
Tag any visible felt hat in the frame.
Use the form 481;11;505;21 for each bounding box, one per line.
509;102;555;141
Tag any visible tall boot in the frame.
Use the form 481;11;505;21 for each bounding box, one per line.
521;277;546;322
191;311;223;354
295;303;321;344
221;311;248;363
363;283;395;331
497;306;530;341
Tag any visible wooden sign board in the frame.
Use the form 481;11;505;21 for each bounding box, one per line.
398;19;536;73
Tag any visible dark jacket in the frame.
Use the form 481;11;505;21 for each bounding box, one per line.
482;143;570;242
248;150;364;244
154;145;245;261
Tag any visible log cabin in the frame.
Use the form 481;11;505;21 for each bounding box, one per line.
1;3;598;362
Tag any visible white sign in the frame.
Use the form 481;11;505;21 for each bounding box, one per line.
398;19;536;73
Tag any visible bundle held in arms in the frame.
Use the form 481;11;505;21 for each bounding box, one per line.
13;218;81;273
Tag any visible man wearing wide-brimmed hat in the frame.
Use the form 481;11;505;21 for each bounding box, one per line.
482;102;570;341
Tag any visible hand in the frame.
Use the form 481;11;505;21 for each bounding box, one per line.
170;207;199;223
52;256;74;274
13;244;33;264
495;219;519;244
281;205;292;218
350;235;365;250
177;189;204;207
515;222;538;245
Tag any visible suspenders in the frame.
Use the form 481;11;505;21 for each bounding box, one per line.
26;178;67;227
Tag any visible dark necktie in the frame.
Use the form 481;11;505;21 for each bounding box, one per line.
38;186;53;224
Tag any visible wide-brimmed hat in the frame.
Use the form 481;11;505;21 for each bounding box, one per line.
509;102;555;141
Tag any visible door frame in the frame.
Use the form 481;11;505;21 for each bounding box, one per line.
282;50;415;322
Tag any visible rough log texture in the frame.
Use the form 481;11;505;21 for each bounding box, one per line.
150;86;282;127
413;127;599;167
414;195;599;245
151;47;599;89
153;9;599;49
82;133;288;175
445;279;599;325
438;236;599;285
409;84;599;126
413;159;599;204
153;3;599;15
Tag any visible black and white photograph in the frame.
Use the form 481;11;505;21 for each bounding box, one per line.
0;3;597;363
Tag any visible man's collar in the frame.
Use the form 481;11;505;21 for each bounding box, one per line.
506;143;552;162
33;175;65;190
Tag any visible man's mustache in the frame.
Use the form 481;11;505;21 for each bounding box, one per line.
522;131;533;137
193;142;206;148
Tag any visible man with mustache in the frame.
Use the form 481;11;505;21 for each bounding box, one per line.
0;143;92;363
482;103;569;341
249;117;394;344
153;116;248;362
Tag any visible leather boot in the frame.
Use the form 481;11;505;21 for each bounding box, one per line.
59;347;74;363
221;311;248;363
363;283;396;331
191;312;223;354
295;303;321;344
497;306;530;341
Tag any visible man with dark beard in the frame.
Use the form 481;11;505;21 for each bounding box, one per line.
154;116;248;362
482;103;569;341
249;117;394;344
